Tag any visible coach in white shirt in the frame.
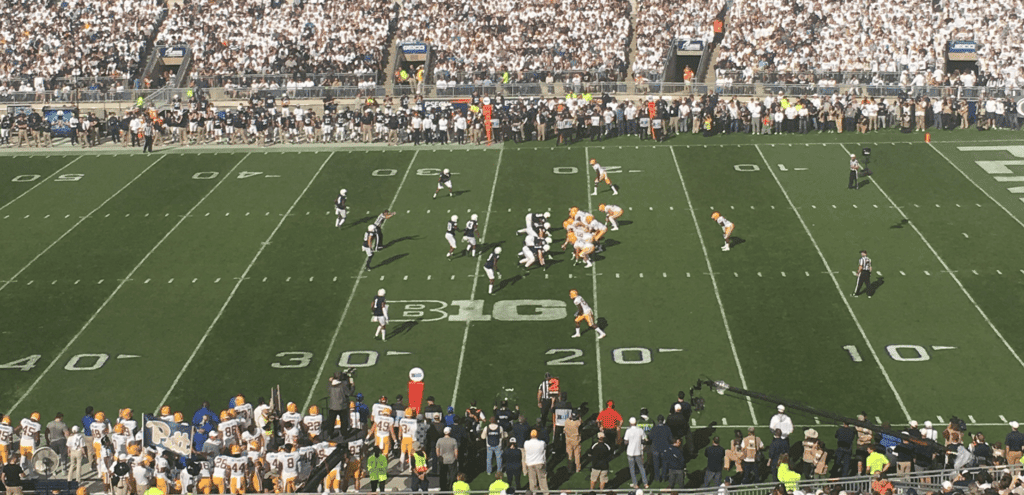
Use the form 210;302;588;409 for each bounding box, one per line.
770;405;794;439
624;417;649;488
523;430;549;493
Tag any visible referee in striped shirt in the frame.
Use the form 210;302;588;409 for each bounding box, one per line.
849;154;862;189
852;250;872;298
373;209;396;251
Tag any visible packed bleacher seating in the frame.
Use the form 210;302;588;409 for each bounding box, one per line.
155;0;394;78
716;0;1024;91
394;0;631;81
0;0;165;80
631;0;725;78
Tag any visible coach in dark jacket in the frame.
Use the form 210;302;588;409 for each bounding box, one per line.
666;438;687;488
327;371;354;437
650;415;674;482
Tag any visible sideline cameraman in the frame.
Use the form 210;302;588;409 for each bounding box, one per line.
327;369;355;437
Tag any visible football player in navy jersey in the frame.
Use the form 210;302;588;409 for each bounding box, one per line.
363;225;379;270
433;169;453;199
484;247;502;294
517;212;551;236
462;214;480;257
372;288;388;341
445;215;459;260
335;189;348;227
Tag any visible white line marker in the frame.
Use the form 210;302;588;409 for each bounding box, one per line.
969;415;977;423
671;147;756;424
403;275;408;280
963;233;969;238
0;156;83;212
426;275;431;280
759;144;911;422
145;278;151;284
286;277;291;282
875;416;883;424
733;272;738;277
781;271;786;277
0;156;167;295
159;152;335;412
1001;415;1008;422
662;272;667;278
814;417;821;425
615;273;620;278
686;272;691;278
192;278;198;283
214;278;221;283
757;272;762;277
938;415;944;423
97;280;103;284
722;418;728;425
925;271;931;276
168;278;174;284
639;273;644;278
997;270;1003;275
973;270;979;275
450;149;504;406
303;151;418;410
900;271;906;276
928;143;1024;230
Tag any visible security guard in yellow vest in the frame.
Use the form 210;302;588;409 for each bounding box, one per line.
367;446;388;492
453;473;470;495
489;472;510;495
412;443;429;491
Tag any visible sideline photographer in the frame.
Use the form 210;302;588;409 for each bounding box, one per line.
327;369;356;438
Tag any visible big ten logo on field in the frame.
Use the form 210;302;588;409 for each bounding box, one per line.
389;299;567;322
957;145;1024;202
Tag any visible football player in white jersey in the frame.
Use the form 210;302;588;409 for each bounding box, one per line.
397;408;419;472
363;225;379;271
0;416;14;465
590;159;619;195
598;204;623;230
334;189;347;227
711;211;735;251
573;231;595;268
17;412;41;473
303;406;323;441
570;289;605;339
367;411;395;456
445;215;459;259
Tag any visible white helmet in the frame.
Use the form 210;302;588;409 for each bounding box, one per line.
367;225;375;232
443;168;450;174
377;288;386;296
471;213;478;221
543;212;551;219
545;237;553;244
340;188;347;195
543;244;551;252
451;215;458;222
543;222;551;230
494;247;502;255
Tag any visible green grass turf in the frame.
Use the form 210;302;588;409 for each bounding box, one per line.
1;129;1023;488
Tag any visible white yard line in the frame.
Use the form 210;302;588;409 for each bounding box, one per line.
5;153;251;413
841;143;1024;370
156;152;335;412
0;156;83;212
669;147;757;424
756;144;911;421
926;142;1024;230
0;155;166;293
584;148;604;406
303;151;419;410
450;149;503;407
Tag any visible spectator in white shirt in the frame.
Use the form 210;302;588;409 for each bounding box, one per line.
769;405;794;439
624;417;650;488
523;430;549;493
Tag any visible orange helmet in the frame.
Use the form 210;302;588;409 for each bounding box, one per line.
77;487;88;495
235;395;245;406
220;410;231;422
569;289;579;299
95;412;106;422
405;408;415;418
308;406;319;416
569;207;579;217
120;408;133;420
286;402;297;413
585;215;594;224
160;406;171;416
1;416;10;424
127;444;142;456
144;455;155;466
30;412;40;422
173;412;184;423
113;423;126;434
711;211;721;221
598;204;606;212
589;159;596;165
230;445;242;455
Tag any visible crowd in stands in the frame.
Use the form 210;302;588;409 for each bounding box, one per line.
394;0;630;82
155;0;393;78
0;0;165;81
631;0;725;77
716;0;1024;92
3;375;1024;495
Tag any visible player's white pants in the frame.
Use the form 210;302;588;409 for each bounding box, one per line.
445;233;457;249
520;246;537;266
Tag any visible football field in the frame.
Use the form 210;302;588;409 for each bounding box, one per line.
2;129;1024;488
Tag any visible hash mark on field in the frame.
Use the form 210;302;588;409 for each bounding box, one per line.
875;416;882;424
44;214;49;219
1001;415;1008;422
144;278;151;284
969;415;977;423
900;271;906;276
997;270;1003;275
262;277;267;282
215;278;221;283
168;278;174;284
976;204;982;207
403;275;408;280
938;415;944;423
104;214;109;218
97;280;103;284
615;273;620;278
963;233;969;238
286;277;291;282
51;280;57;285
192;278;198;284
426;275;431;280
814;417;821;425
662;272;667;278
204;212;209;217
781;271;786;277
757;272;762;277
925;271;931;276
973;270;979;275
722;418;728;425
639;273;644;278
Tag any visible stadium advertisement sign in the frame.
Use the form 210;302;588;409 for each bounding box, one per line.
401;43;428;54
948;40;978;53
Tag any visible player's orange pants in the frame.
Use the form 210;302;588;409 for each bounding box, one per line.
0;444;8;465
197;478;213;495
575;313;595;327
213;476;227;494
230;476;246;494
